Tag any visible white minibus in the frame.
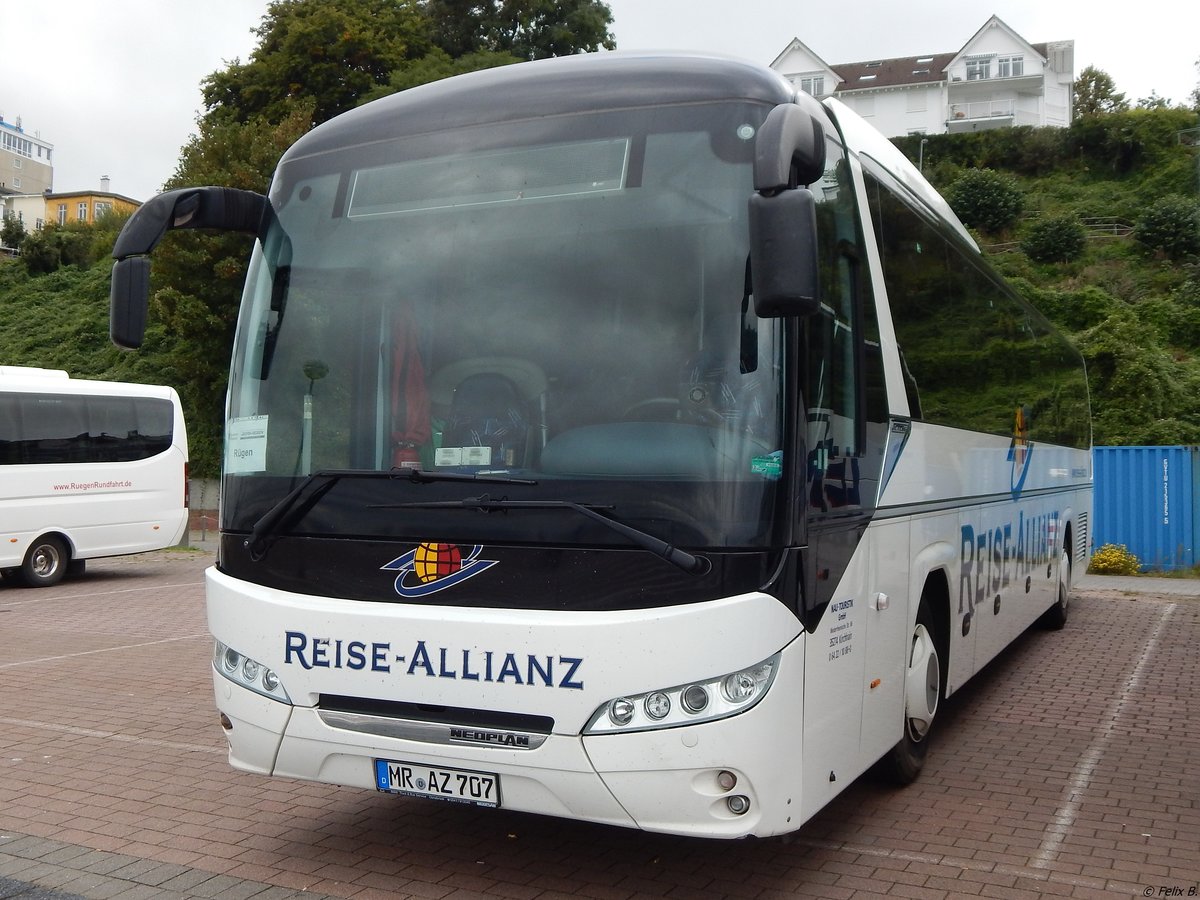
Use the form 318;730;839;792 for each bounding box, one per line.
0;367;189;586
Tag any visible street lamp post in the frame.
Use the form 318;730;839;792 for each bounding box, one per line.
919;137;929;172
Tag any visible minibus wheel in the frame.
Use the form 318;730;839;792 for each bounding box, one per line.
21;536;68;588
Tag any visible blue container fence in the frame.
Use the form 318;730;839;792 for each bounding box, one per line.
1092;446;1199;572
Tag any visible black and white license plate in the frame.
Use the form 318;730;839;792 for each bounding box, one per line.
374;759;501;807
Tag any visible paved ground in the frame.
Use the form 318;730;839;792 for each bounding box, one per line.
1;552;1197;899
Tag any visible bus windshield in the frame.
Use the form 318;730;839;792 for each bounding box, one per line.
222;101;789;551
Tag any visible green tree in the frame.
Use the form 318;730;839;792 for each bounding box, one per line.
1134;194;1200;260
1021;215;1086;263
1;214;26;250
1135;91;1172;110
944;168;1024;235
361;47;522;102
424;0;615;60
1074;66;1129;117
201;0;430;126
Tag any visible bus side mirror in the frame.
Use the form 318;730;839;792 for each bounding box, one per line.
749;188;820;318
109;186;268;350
747;100;826;319
110;257;151;349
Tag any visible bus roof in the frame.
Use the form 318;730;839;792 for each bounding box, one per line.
281;52;798;164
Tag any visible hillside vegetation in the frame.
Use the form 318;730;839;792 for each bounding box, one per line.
2;107;1198;476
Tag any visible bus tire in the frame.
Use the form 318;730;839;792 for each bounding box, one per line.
1039;549;1071;630
21;536;68;588
883;600;942;784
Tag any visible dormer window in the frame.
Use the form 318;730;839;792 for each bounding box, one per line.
916;56;934;64
796;74;825;96
865;61;882;67
966;57;992;80
859;74;877;81
997;56;1024;77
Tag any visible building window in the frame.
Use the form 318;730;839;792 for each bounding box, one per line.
77;202;88;222
57;204;67;226
11;178;19;189
94;201;113;218
35;218;43;231
997;56;1024;77
966;58;991;80
11;158;21;169
859;74;877;82
797;74;825;96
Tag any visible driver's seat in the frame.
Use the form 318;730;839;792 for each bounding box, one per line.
430;357;547;468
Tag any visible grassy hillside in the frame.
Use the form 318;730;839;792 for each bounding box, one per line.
2;108;1198;476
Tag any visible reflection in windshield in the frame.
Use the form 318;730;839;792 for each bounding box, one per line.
223;102;789;550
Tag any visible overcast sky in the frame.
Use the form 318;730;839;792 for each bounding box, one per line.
3;0;1197;202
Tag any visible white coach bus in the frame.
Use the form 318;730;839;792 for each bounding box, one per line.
0;367;189;586
108;53;1090;838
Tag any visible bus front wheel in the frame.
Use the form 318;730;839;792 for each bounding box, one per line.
883;601;942;784
21;536;68;588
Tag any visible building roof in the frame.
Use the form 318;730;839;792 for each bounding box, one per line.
44;189;141;206
831;52;957;92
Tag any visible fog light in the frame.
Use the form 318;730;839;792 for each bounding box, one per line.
682;684;709;713
219;713;233;730
644;692;671;719
717;770;737;791
722;671;757;702
726;795;751;815
608;697;635;726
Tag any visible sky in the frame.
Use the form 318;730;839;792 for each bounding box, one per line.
2;0;1197;203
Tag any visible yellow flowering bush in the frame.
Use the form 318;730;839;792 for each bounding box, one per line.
1088;543;1142;576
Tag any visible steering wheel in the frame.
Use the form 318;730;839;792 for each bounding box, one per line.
622;397;724;426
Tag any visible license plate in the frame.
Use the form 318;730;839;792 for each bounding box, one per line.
374;759;501;808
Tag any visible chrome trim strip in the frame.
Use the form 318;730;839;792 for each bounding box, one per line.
318;709;548;749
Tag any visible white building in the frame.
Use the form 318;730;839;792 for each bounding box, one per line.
1;113;53;196
770;15;1074;138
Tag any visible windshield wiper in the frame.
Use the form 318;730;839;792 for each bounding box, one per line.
374;494;712;576
245;468;537;560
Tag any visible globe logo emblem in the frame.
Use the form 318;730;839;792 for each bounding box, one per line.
414;543;462;583
382;543;497;597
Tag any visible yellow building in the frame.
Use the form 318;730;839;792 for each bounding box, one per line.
44;178;140;226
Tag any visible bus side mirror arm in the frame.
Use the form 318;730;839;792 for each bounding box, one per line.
748;100;826;319
109;187;268;349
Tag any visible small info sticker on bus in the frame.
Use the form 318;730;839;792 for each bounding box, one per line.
226;415;269;473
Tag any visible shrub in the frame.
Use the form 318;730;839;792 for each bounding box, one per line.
945;168;1024;235
1088;543;1142;575
1021;215;1087;263
1134;195;1200;260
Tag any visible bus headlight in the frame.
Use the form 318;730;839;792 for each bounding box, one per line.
583;654;779;734
214;641;291;704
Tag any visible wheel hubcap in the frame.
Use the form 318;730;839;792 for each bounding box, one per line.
32;546;60;578
905;624;939;741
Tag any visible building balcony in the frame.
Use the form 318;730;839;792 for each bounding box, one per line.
946;99;1040;132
